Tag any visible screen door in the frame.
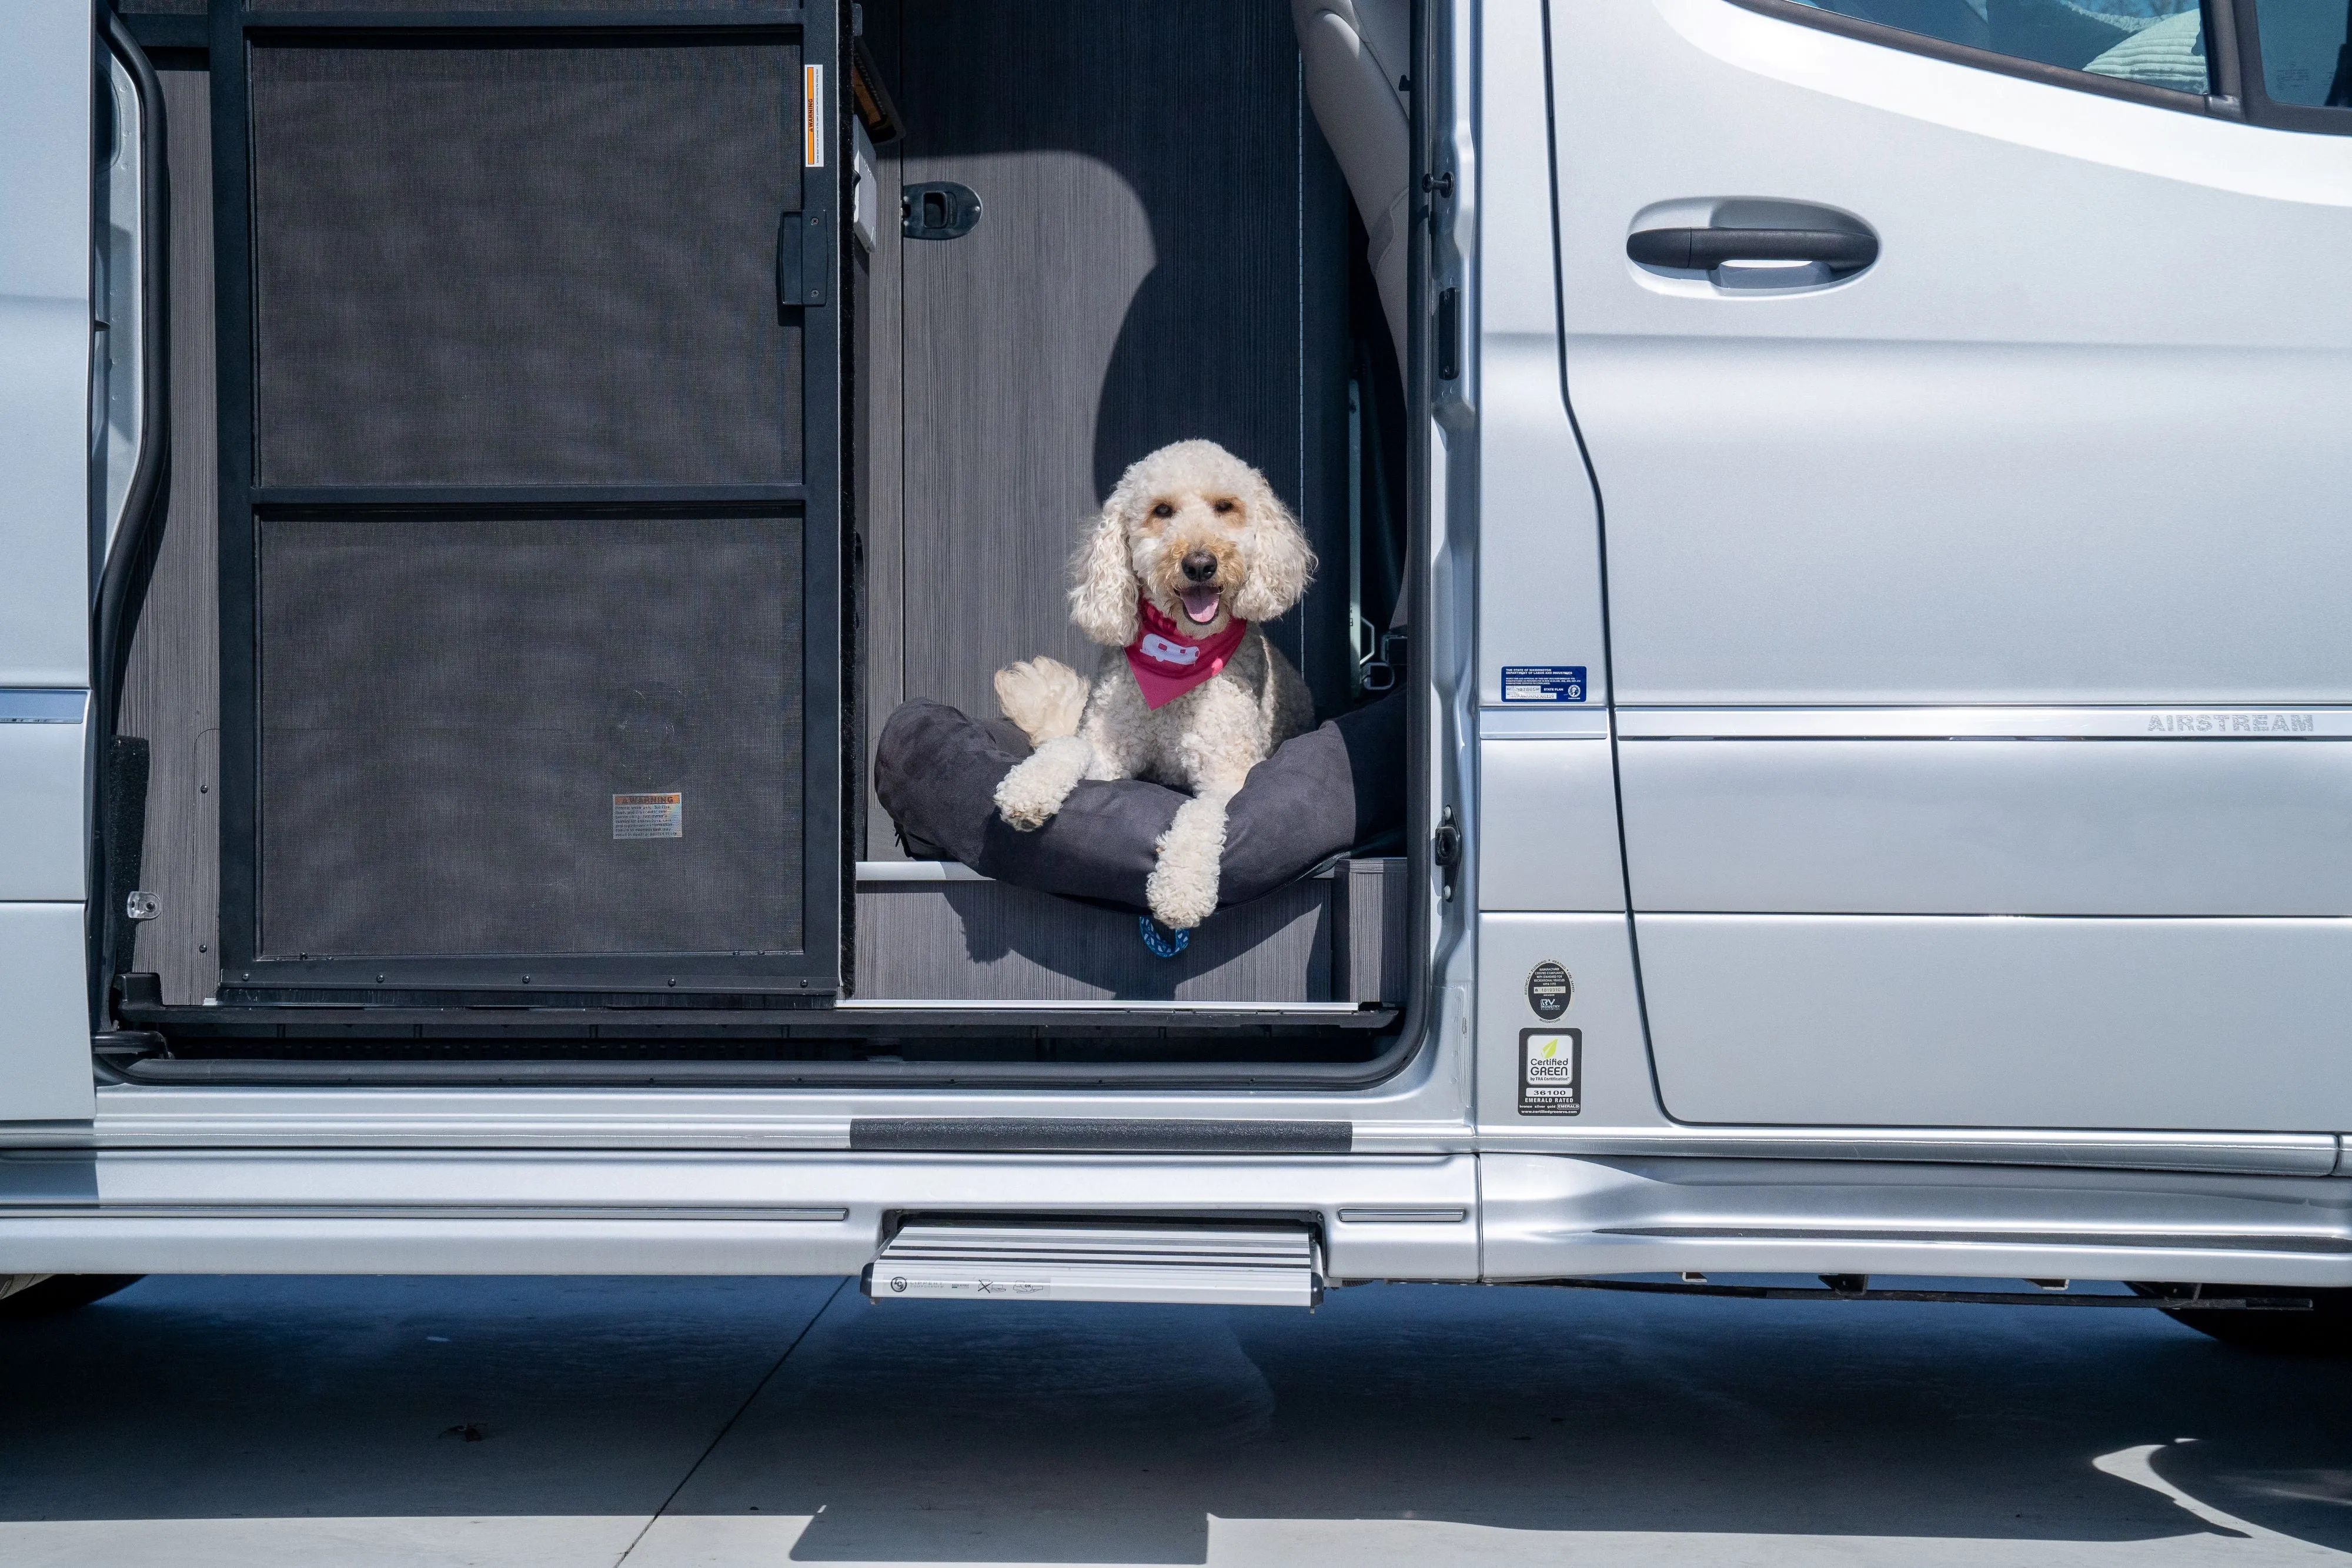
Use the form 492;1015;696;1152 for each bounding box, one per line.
212;3;842;999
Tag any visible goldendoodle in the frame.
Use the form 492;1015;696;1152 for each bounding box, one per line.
991;439;1317;931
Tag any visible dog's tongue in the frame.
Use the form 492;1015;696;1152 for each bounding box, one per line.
1181;587;1221;625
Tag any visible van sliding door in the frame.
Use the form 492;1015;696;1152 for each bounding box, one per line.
1553;0;2352;1133
212;3;843;1002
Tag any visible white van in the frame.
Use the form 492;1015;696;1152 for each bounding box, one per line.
4;0;2348;1353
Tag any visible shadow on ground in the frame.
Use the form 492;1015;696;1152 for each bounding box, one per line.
0;1275;2346;1564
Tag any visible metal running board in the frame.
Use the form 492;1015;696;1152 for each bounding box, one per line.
863;1222;1323;1307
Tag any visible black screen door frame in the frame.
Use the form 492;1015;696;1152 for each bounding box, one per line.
209;2;844;1001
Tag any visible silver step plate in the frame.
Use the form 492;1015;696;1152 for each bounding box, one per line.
863;1222;1322;1308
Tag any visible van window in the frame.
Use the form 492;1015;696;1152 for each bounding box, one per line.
1775;0;2212;95
2250;0;2352;106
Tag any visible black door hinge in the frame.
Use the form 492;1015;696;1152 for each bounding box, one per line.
903;182;983;241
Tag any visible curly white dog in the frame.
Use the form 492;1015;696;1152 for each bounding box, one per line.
992;440;1317;931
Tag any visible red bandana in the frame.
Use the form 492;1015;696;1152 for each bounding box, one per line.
1124;594;1248;710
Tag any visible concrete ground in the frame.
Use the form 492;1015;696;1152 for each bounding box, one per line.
0;1274;2345;1567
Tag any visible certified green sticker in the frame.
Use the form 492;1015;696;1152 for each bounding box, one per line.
1520;1029;1581;1116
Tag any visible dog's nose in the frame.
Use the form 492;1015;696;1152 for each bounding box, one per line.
1181;551;1218;584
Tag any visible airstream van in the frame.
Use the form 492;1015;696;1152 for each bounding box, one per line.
3;0;2348;1353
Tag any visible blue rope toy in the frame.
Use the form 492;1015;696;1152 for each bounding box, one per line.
1138;915;1191;958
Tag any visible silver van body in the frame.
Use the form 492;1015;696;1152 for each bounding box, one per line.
3;0;2348;1305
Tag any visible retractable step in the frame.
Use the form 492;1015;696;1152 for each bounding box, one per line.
863;1222;1322;1308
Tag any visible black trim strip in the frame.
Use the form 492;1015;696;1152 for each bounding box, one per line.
1723;0;2227;118
116;997;1401;1037
94;7;175;1028
115;1059;1392;1089
1512;1278;2311;1310
252;484;810;511
850;1118;1354;1154
122;14;208;52
238;9;808;29
1600;1225;2352;1255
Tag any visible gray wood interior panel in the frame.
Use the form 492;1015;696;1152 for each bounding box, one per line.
1335;857;1408;1004
891;1;1351;728
859;6;908;860
117;68;219;1006
856;875;1334;1002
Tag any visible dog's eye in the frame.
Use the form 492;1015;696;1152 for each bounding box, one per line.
1150;502;1175;520
1212;499;1237;516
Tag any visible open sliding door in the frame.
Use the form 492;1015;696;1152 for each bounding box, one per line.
212;2;843;1004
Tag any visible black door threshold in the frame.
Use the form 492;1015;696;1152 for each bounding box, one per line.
115;999;1399;1041
105;1049;1413;1091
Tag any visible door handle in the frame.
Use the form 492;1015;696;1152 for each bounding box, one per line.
1626;227;1877;273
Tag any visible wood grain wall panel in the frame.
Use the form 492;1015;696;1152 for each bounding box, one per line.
860;0;908;861
857;876;1334;1001
1335;857;1408;1004
118;67;219;1005
893;1;1349;727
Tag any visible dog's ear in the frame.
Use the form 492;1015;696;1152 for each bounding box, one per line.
1229;482;1317;623
1068;497;1140;646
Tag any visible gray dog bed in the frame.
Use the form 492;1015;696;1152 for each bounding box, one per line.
874;691;1407;914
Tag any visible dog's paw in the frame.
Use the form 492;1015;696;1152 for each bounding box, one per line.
1145;861;1220;930
993;767;1063;831
993;657;1090;746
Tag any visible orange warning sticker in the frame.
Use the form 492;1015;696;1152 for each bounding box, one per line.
804;65;825;167
613;793;682;840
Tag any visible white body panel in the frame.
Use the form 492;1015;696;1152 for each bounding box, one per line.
1550;0;2352;1135
1474;911;1662;1134
1639;915;2352;1129
0;8;93;690
0;1150;1480;1282
1481;1154;2352;1288
1555;0;2352;707
0;704;86;903
0;904;95;1124
1622;735;2352;915
1478;738;1623;911
1474;0;1611;710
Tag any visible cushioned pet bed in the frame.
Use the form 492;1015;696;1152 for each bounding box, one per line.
874;691;1407;915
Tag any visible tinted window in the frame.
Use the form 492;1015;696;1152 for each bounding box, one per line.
2250;0;2352;106
1786;0;2212;94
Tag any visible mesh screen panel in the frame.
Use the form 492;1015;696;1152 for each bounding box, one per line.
258;516;804;959
250;39;801;487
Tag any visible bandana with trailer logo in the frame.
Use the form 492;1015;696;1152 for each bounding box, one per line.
1124;593;1248;710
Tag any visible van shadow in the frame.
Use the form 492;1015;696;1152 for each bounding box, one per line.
4;1277;2346;1562
677;1282;2352;1564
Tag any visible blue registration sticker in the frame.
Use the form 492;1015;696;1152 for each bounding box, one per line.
1501;665;1588;704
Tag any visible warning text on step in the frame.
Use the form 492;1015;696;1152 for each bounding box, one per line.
613;793;683;840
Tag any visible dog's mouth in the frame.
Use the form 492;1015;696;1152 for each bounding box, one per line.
1179;586;1222;625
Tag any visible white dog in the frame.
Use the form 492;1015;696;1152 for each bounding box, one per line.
992;440;1316;930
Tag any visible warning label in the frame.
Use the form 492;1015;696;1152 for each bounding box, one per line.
1520;1029;1582;1116
613;793;683;840
804;65;826;167
1501;665;1588;703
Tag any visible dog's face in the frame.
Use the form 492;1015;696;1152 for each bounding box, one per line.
1069;440;1316;647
